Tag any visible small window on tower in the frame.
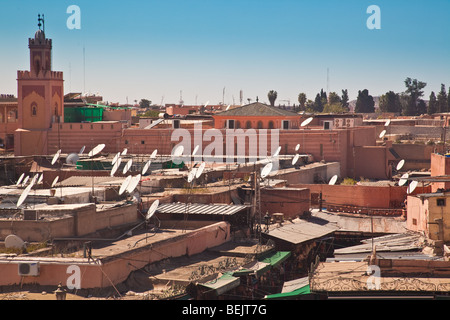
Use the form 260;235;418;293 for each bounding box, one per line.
31;104;37;116
437;198;446;207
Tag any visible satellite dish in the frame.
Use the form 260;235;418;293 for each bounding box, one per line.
295;144;300;152
385;119;391;126
379;130;386;139
173;145;184;157
79;145;86;155
204;101;209;108
22;176;30;186
195;162;206;179
398;173;409;186
110;157;121;177
396;159;405;171
301;117;313;127
146;199;159;220
112;152;120;166
51;176;59;188
126;174;141;194
226;105;231;111
192;145;200;156
261;162;273;179
123;159;133;174
51;149;61;165
119;175;132;195
272;146;282;158
31;174;38;186
5;234;25;249
407;180;418;194
329;175;338;185
37;173;43;184
292;154;300;166
66;153;80;165
150;149;158;159
88;144;105;157
121;148;128;156
142;160;151;175
17;182;34;207
16;173;25;186
187;169;196;183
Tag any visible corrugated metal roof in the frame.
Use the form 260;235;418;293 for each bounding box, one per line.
156;202;248;216
265;219;339;245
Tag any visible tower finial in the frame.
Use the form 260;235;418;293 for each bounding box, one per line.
37;14;45;31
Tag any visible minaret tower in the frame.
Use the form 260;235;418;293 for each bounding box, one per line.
15;15;64;156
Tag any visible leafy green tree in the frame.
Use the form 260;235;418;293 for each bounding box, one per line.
341;89;349;110
328;92;341;105
355;89;375;113
437;84;448;113
268;90;278;106
428;91;437;115
379;91;401;113
314;93;324;113
323;103;347;114
404;77;427;115
417;99;427;115
139;99;152;109
298;93;307;112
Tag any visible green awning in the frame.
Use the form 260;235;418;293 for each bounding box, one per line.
199;272;240;296
260;251;291;268
264;285;311;300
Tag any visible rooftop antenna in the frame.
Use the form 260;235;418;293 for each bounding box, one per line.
110;157;121;177
142;159;151;175
79;145;86;155
16;173;25;186
123;159;133;174
5;234;26;250
407;180;418;194
87;143;106;201
379;130;386;139
119;175;132;196
17;180;34;208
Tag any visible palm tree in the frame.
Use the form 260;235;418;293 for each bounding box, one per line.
268;90;278;106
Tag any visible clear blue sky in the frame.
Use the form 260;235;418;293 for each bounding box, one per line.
1;0;449;105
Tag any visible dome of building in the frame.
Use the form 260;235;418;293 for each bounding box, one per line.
34;29;45;42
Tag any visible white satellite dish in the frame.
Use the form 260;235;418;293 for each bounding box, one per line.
295;144;300;152
126;174;141;194
123;159;133;174
16;173;25;186
17;182;34;207
110;158;121;177
292;154;300;166
329;175;338;185
301;117;313;127
142;160;151;175
261;162;273;179
146;199;159;220
121;148;128;156
37;173;43;184
79;145;86;155
379;130;386;139
22;176;30;186
226;105;231;111
66;153;80;165
396;159;405;171
88;144;105;157
150;149;158;159
173;145;184;157
5;234;25;249
51;149;61;165
385;119;391;126
192;145;200;156
195;162;206;179
272;146;282;158
407;180;418;194
51;176;59;188
398;173;409;186
119;175;132;195
30;174;38;186
112;152;120;166
204;101;209;108
187;169;197;183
